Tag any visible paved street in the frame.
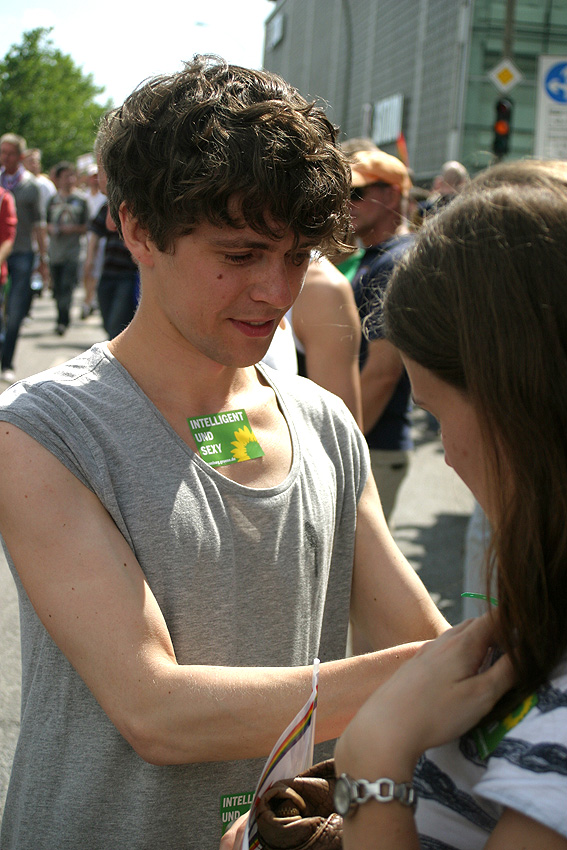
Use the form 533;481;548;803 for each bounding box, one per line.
0;289;474;821
390;417;475;623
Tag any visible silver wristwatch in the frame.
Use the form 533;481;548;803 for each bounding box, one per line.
334;773;416;818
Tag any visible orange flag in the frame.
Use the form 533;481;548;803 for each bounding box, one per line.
396;132;409;167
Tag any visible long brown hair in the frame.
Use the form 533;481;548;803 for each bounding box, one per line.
380;162;567;704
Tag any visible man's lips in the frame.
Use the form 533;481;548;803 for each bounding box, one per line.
230;318;278;338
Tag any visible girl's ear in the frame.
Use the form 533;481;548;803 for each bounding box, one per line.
119;202;155;267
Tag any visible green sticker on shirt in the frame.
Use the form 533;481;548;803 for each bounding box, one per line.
472;691;538;759
187;409;265;467
220;790;254;835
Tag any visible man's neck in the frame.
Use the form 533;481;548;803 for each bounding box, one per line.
109;317;259;417
362;226;396;249
0;165;26;193
360;210;401;249
108;301;292;489
1;164;24;178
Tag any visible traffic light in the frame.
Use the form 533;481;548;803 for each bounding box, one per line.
493;98;512;157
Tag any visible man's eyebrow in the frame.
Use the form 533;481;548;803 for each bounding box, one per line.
209;235;316;252
210;236;277;250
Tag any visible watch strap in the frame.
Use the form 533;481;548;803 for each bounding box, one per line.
336;773;416;817
354;776;416;808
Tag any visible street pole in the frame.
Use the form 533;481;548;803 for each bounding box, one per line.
503;0;516;58
340;0;353;137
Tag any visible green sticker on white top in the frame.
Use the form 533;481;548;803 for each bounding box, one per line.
187;409;265;467
472;691;538;759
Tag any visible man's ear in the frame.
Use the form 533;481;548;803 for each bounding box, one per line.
119;203;155;267
384;184;402;211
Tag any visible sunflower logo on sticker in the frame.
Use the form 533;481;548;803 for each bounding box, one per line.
231;426;264;462
502;693;538;732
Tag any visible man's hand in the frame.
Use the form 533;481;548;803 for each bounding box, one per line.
38;257;50;286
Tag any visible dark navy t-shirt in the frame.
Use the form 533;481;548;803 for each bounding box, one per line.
352;235;413;451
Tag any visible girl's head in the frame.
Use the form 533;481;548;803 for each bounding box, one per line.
381;160;567;697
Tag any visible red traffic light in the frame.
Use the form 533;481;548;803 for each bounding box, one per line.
494;119;510;135
493;98;512;157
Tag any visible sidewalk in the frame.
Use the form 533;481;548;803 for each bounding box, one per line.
390;416;474;624
0;285;107;386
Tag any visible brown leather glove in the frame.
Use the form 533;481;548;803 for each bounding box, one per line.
255;759;342;849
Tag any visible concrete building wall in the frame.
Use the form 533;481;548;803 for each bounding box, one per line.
263;0;567;181
263;0;468;181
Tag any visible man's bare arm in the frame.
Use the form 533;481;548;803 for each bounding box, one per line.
0;426;444;767
81;231;101;303
0;235;14;268
293;257;363;427
33;222;50;283
360;337;404;434
349;473;448;651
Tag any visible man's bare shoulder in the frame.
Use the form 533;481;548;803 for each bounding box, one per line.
0;421;66;473
294;257;359;341
304;255;351;291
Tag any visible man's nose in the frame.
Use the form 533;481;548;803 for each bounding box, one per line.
251;261;297;309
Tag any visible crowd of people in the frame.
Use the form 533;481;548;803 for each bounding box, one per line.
1;55;566;850
0;134;139;382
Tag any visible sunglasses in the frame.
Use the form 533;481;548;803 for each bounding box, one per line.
350;181;391;202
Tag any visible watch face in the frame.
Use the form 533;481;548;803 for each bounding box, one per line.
334;775;354;817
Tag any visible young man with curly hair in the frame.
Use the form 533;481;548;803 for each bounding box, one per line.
0;57;445;849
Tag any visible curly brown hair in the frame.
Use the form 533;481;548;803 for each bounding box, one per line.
96;55;351;254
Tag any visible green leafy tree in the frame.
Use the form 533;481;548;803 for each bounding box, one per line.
0;28;112;169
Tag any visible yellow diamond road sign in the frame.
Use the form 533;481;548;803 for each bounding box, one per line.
489;59;523;94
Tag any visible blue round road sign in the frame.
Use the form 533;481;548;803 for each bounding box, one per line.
545;62;567;103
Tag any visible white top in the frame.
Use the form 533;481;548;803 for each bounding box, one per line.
261;317;298;374
415;656;567;847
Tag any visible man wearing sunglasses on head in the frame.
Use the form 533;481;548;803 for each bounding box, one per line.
349;150;414;534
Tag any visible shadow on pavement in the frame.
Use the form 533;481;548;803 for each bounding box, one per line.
395;512;469;625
